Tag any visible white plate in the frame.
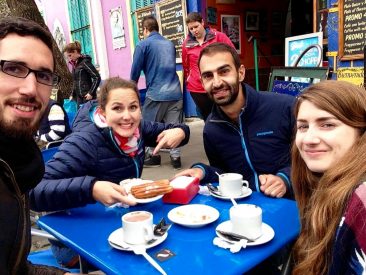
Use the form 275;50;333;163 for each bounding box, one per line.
120;178;163;204
210;186;252;200
167;204;220;228
108;227;168;251
215;220;274;246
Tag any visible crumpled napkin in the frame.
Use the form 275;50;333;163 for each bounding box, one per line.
199;185;211;196
213;237;248;253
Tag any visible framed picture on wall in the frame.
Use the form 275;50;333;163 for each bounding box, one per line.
221;14;241;53
245;11;259;31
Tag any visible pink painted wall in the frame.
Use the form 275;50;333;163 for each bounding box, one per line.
41;0;144;87
41;0;71;43
100;0;133;79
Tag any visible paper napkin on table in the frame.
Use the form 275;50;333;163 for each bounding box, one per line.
213;237;248;253
198;185;210;196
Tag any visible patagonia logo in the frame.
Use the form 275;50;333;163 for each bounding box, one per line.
256;131;274;136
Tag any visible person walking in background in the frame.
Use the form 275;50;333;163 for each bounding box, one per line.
290;80;366;275
131;15;184;169
35;99;71;149
182;12;235;120
63;41;101;107
0;16;75;274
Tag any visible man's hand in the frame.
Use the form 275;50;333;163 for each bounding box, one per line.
92;181;137;206
174;168;204;180
259;174;287;198
152;128;185;155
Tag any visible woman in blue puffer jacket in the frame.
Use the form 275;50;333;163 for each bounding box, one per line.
30;77;190;212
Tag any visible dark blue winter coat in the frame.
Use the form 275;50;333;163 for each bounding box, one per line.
193;83;295;198
29;101;190;211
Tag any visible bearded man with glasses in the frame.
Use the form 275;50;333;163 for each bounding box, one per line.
0;17;74;274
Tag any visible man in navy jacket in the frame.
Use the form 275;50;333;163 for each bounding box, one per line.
177;42;295;199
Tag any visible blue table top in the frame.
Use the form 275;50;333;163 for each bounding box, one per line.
38;191;300;275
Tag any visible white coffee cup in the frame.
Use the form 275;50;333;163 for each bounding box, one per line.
229;204;262;239
219;173;249;197
122;211;154;245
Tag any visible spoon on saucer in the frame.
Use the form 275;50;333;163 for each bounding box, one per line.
109;238;158;250
206;183;221;196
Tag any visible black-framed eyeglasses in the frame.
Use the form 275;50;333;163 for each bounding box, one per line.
0;60;60;86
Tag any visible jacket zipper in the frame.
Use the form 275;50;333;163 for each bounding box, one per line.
210;119;260;192
108;129;141;178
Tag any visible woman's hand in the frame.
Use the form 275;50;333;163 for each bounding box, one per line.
153;128;185;155
92;181;137;206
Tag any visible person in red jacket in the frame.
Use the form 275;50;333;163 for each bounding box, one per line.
182;12;235;120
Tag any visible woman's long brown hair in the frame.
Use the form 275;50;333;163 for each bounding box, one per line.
291;80;366;275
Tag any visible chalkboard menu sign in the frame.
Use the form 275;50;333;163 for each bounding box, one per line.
156;0;187;62
339;0;366;60
135;5;155;41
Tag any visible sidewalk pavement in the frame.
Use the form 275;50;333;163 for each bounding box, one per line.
142;118;208;180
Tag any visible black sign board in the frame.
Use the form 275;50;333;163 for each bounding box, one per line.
156;0;187;62
135;5;155;41
339;0;366;60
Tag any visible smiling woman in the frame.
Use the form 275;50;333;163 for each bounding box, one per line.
29;76;190;267
30;77;190;211
291;80;366;275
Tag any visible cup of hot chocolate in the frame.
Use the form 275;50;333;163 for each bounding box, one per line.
122;211;154;245
229;204;262;240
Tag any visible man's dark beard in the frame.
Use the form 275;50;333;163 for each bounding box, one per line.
0;118;40;140
210;82;240;106
0;96;44;139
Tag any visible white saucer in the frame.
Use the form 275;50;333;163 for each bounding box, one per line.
215;220;274;246
168;204;220;228
128;194;164;204
108;227;168;251
210;186;252;200
120;178;163;204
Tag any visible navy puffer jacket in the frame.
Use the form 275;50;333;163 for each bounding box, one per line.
29;101;190;211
